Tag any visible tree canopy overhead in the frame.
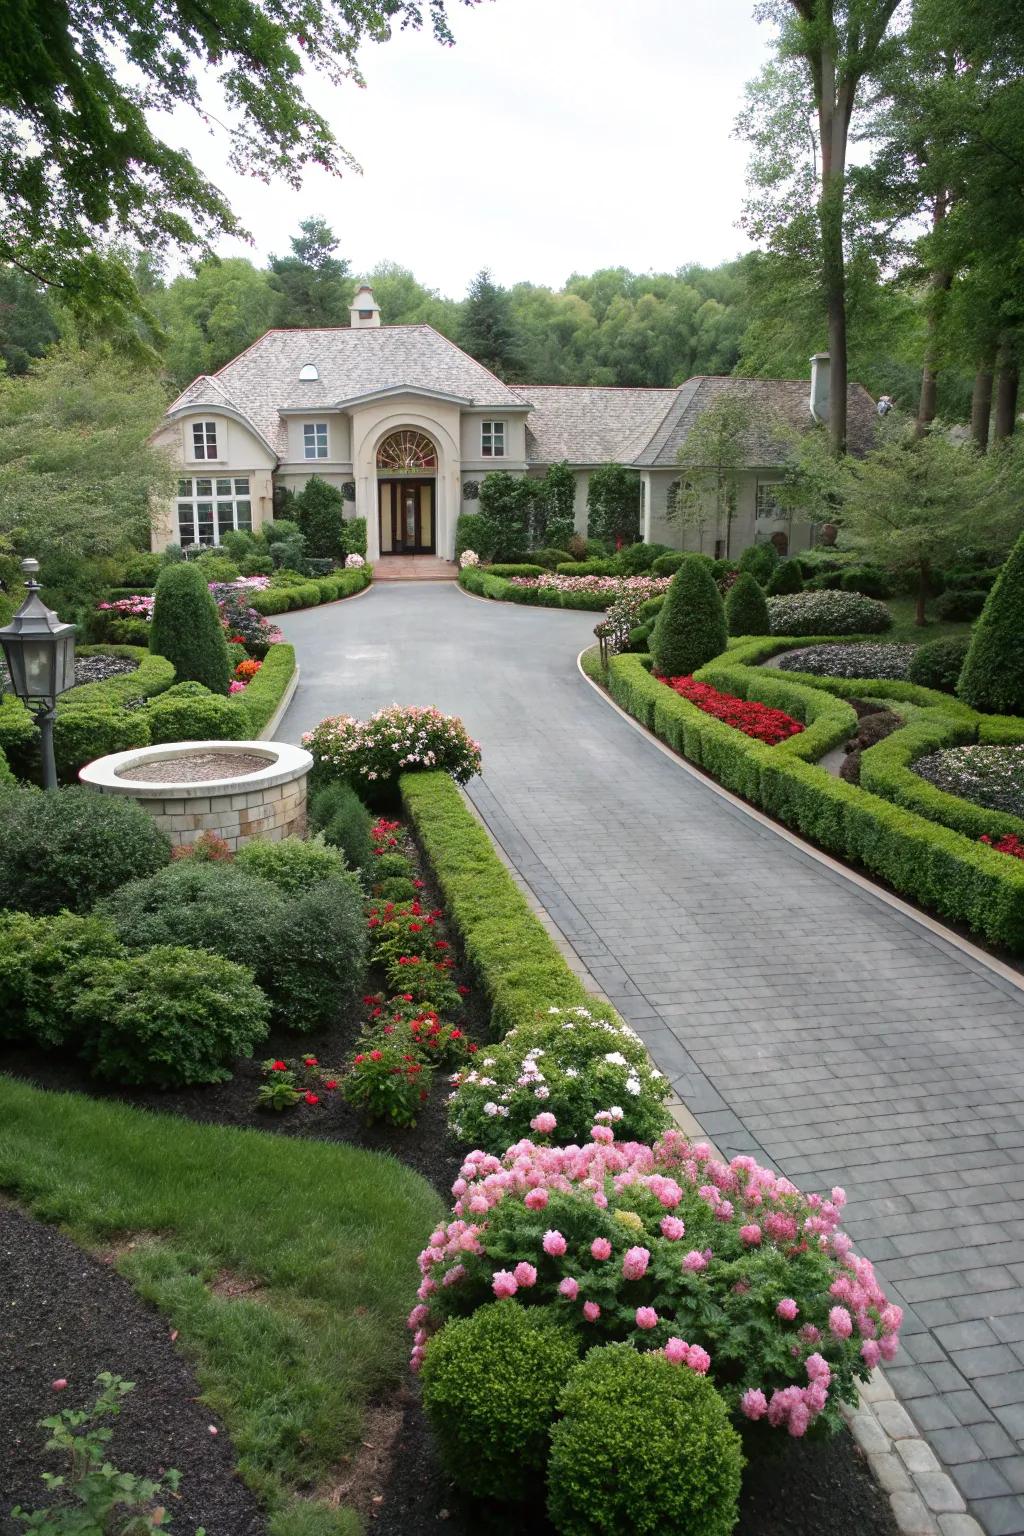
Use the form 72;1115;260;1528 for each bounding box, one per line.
0;0;476;322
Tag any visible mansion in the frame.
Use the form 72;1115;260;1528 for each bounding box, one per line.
152;285;877;561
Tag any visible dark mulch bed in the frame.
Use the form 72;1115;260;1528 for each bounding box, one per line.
0;1202;265;1536
362;1381;900;1536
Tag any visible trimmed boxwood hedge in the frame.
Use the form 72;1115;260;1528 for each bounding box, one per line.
485;562;546;579
248;565;372;616
605;651;1024;952
233;642;296;734
459;567;613;611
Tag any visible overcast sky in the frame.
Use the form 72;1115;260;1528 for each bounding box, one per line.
168;0;776;296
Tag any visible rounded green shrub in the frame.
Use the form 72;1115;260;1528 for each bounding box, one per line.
907;634;972;694
841;565;892;599
724;571;770;636
147;681;248;744
547;1344;743;1536
54;705;151;782
371;851;412;879
738;542;778;585
421;1301;580;1502
263;517;301;544
767;589;893;636
74;944;270;1087
193;553;240;584
766;557;804;596
309;781;374;871
957;534;1024;713
0;787;171;915
651;551;685;576
374;875;417;903
235;833;349;894
268;877;368;1028
0;911;122;1048
935;588;987;622
532;548;575;570
616;542;670;574
650;557;728;677
149;562;231;695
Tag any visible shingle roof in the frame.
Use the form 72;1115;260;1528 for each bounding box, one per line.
518;385;678;465
166;326;526;456
631;376;878;467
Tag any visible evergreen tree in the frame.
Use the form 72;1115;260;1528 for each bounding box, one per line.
460;269;521;379
586;463;642;548
150;563;231;695
650;557;728;678
957;531;1024;714
542;461;578;548
0;268;59;375
295;476;345;558
726;572;771;635
269;220;353;328
767;557;805;595
738;543;779;585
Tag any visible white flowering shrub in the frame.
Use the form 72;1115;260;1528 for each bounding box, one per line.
448;1006;670;1152
304;705;482;788
344;552;365;569
767;590;893;636
460;549;480;568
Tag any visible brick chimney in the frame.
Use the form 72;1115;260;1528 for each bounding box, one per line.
809;352;830;424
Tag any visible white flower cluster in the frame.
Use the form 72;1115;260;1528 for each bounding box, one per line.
460;549;480;568
344;552;365;569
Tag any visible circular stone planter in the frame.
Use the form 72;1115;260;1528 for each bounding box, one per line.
79;739;313;852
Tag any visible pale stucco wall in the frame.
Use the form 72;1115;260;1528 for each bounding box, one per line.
281;411;352;466
458;410;529;469
149;414;276;552
643;468;817;558
350;394;462;561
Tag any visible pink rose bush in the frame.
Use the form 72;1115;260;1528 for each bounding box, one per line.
411;1128;900;1436
446;1005;670;1152
304;705;482;789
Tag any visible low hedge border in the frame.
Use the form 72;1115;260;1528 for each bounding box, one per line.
248;566;372;616
459;567;615;611
605;652;1024;953
236;643;296;735
400;772;629;1036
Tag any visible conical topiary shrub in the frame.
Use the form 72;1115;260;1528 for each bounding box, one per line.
738;542;778;585
149;562;231;696
650;555;728;677
767;557;804;596
957;534;1024;714
725;571;770;636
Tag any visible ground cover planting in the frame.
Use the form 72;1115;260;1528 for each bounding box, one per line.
657;675;805;745
776;643;917;681
912;741;1024;818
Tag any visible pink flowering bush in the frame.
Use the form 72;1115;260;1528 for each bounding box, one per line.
509;573;669;601
411;1128;901;1437
447;1005;670;1152
304;706;482;790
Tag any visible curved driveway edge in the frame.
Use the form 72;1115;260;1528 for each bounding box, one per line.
278;584;1024;1536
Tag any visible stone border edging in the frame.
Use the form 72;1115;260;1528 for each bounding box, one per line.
576;649;1024;1002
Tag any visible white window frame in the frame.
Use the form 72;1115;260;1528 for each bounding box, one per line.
191;420;218;461
303;422;329;460
481;420;505;458
755;481;784;519
176;476;252;547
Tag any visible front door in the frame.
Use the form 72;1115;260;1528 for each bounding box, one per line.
378;478;436;555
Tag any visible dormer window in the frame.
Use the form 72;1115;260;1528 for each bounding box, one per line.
299;363;319;381
304;422;329;460
481;420;505;457
192;420;218;460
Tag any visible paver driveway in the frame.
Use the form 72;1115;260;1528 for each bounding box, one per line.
280;581;1024;1536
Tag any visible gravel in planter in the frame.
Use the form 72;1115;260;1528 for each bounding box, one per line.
777;644;916;680
913;742;1024;817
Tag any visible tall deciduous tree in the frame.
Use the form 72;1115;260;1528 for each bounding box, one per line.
0;0;475;322
270;220;353;327
669;394;762;557
460;269;521;379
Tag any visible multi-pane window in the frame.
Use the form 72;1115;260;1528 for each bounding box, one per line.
177;477;252;547
481;420;505;457
303;422;328;459
191;421;218;460
755;481;783;519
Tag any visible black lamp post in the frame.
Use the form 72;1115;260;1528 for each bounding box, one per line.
0;558;76;789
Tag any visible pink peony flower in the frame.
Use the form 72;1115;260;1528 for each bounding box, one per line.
682;1250;708;1272
622;1245;650;1281
861;1339;881;1370
513;1261;537;1288
740;1224;762;1246
635;1306;659;1330
686;1344;711;1375
407;1304;429;1329
591;1124;614;1144
879;1334;899;1361
664;1337;689;1364
805;1353;831;1385
524;1188;548;1211
582;1300;601;1322
776;1298;799;1321
590;1237;612;1261
788;1401;810;1438
558;1276;580;1300
543;1229;568;1257
660;1215;685;1241
828;1305;853;1340
492;1269;517;1298
530;1111;557;1134
740;1388;768;1421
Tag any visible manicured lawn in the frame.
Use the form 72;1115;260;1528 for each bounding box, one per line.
883;596;974;645
0;1075;443;1536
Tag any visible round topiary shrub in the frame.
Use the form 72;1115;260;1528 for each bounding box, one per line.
147;681;247;744
149;562;231;695
724;571;770;636
546;1344;743;1536
74;944;270;1086
420;1301;580;1502
934;588;987;623
309;781;374;871
234;834;348;893
767;590;893;636
265;876;368;1027
0;910;122;1048
650;557;728;677
840;565;892;599
907;634;972;695
766;558;804;596
957;534;1024;713
651;551;685;577
0;787;171;916
53;704;151;783
738;542;778;585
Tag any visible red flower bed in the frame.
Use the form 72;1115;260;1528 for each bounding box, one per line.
980;832;1024;861
657;674;805;746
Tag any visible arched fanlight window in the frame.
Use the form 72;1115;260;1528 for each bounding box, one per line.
376;430;437;471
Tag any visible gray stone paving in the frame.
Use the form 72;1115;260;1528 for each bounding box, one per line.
280;582;1024;1536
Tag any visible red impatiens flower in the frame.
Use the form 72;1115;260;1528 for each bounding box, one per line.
980;832;1024;860
272;1060;288;1072
458;985;471;996
304;1092;319;1105
656;674;805;746
370;1049;383;1062
324;1079;338;1090
303;1055;318;1066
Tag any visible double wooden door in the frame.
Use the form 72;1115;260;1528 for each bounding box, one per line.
378;478;436;555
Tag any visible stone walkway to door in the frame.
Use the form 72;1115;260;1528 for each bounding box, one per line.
280;582;1024;1536
373;555;457;580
